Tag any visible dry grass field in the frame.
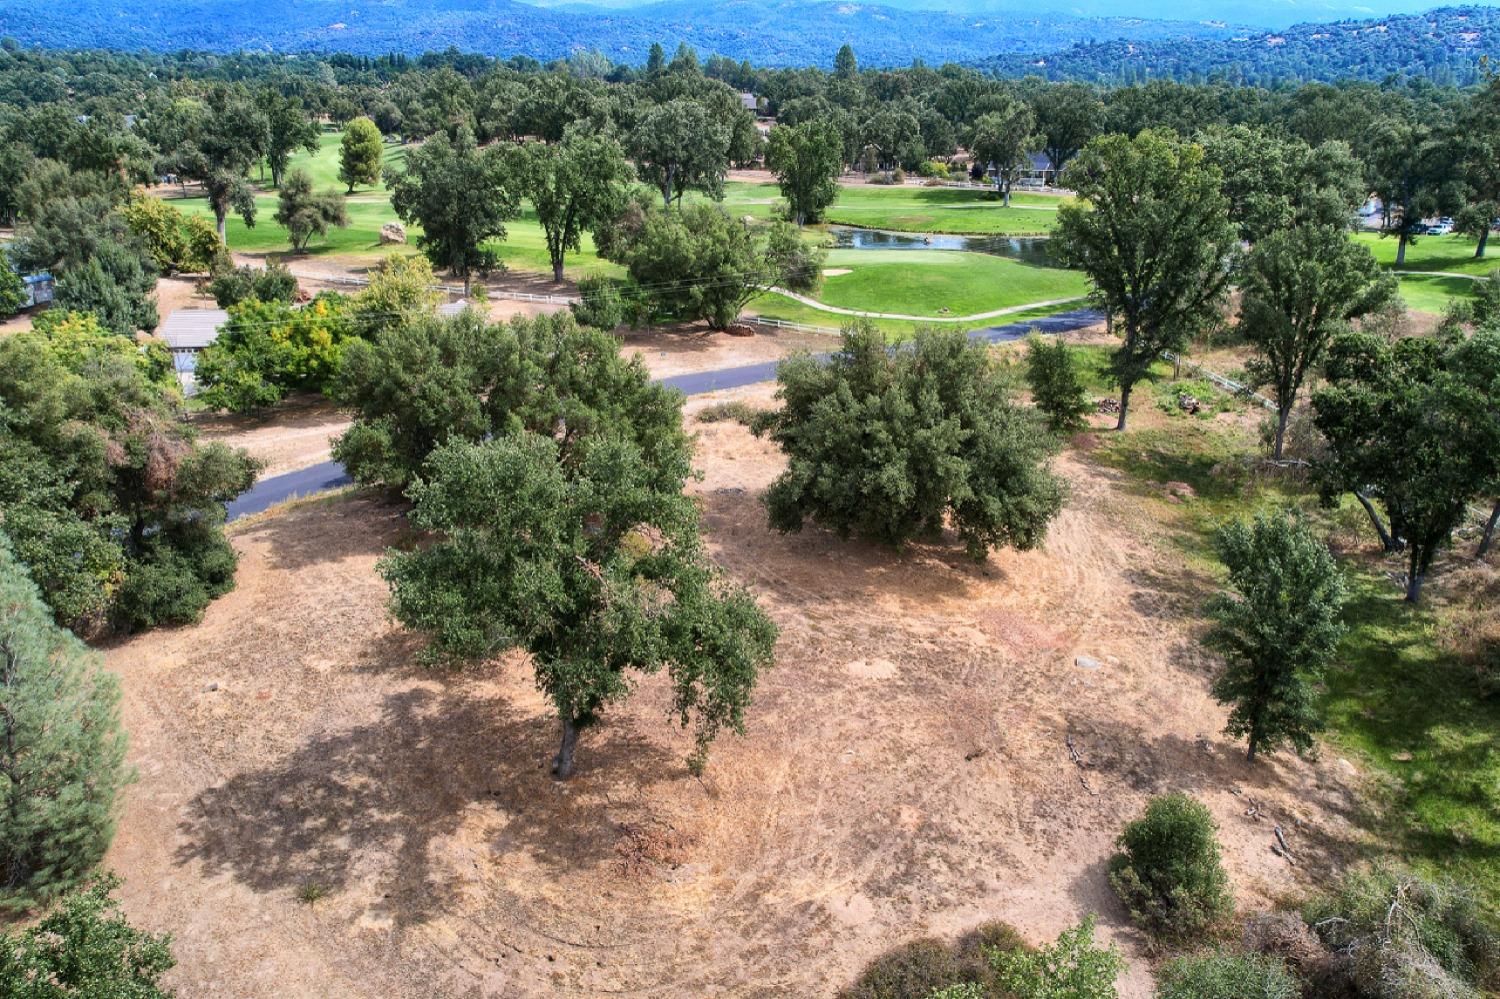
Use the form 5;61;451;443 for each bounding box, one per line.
103;367;1370;998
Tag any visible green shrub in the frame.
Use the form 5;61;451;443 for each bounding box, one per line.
1024;334;1092;434
195;293;354;412
0;876;174;998
842;922;1025;999
924;986;985;999
571;275;625;330
759;322;1066;561
696;400;760;425
206;261;299;308
1155;951;1299;999
1108;793;1232;942
1305;865;1500;999
990;915;1123;999
0;540;129;912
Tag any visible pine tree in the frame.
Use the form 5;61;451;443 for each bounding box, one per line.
0;538;130;911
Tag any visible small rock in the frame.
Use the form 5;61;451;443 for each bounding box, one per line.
1075;656;1102;670
202;681;220;692
379;221;407;245
724;323;755;337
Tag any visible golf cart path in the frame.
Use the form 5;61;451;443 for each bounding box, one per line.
225;308;1104;522
765;288;1088;322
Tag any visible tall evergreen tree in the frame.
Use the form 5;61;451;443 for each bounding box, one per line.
338;116;384;194
0;540;130;912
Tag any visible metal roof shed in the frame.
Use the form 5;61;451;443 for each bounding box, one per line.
157;308;229;352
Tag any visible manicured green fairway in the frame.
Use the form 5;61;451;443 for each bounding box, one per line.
703;181;1067;235
813;248;1087;317
174;195;626;279
745;292;1085;337
821;184;1065;235
1396;273;1481;314
1354;230;1500;277
263;130;407;194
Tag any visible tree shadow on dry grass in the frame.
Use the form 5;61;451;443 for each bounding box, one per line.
236;490;412;572
175;677;681;926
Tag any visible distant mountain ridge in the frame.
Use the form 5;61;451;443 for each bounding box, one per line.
978;4;1500;84
0;0;1246;66
538;0;1500;32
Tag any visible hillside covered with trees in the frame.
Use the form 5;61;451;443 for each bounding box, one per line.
981;4;1500;85
0;0;1240;69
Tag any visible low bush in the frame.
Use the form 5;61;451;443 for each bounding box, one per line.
1155;951;1299;999
207;261;299;308
1108;793;1233;942
1305;864;1500;999
571;275;626;330
841;921;1025;999
990;916;1123;999
696;400;761;425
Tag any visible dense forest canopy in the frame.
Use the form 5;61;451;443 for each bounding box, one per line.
1;0;1499;80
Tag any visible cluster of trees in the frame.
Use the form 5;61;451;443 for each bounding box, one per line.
1044;113;1498;602
0;315;259;633
756;322;1066;560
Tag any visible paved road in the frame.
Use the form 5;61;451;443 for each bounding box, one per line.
225;308;1104;522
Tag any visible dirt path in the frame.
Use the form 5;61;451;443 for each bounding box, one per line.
104;392;1365;998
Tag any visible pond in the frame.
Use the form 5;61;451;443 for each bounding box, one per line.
827;226;1056;266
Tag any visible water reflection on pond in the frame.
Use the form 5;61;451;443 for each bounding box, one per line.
828;226;1056;265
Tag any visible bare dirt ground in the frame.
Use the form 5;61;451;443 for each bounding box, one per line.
192;394;352;480
105;383;1367;999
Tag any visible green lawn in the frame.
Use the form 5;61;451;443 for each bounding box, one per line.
1093;416;1500;917
814;248;1087;317
261;130;407;195
1396;273;1480;315
175;195;626;280
821;184;1065;235
1354;231;1500;277
745;292;1082;337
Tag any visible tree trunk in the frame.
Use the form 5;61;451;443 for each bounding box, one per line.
1477;500;1500;558
552;258;564;283
1477;228;1490;259
1246;740;1257;764
1273;405;1291;461
1405;549;1425;603
215;209;227;245
1116;382;1132;432
1395;231;1408;268
1354;491;1396;552
1002;183;1011;208
552;716;581;779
